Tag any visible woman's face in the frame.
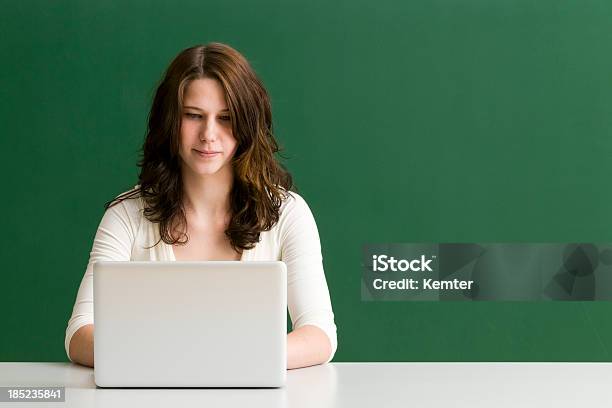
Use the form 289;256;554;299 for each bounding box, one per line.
178;77;238;178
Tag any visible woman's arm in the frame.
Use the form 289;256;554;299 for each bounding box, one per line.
65;196;139;364
68;324;94;368
279;192;338;369
287;324;332;369
69;322;327;370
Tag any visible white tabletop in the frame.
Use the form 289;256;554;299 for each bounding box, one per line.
0;362;611;407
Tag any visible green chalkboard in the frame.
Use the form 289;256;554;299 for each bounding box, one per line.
2;0;612;361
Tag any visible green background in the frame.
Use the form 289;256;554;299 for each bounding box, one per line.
2;0;612;361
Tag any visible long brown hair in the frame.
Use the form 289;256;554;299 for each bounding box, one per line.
106;43;293;251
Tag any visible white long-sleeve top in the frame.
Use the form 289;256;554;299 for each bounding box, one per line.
65;189;337;363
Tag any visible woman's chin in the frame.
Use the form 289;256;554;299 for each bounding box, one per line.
194;168;221;177
180;158;232;178
186;163;225;177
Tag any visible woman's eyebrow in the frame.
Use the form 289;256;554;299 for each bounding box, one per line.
183;105;230;112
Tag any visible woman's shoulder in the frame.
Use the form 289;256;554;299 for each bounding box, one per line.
92;186;148;245
277;189;318;227
279;189;309;213
272;189;321;248
105;185;146;221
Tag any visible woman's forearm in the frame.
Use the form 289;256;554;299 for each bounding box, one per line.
287;325;332;370
68;323;330;370
68;324;95;368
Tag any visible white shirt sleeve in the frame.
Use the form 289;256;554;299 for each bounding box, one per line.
279;193;338;363
64;200;139;361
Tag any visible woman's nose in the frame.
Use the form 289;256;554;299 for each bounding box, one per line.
199;120;218;142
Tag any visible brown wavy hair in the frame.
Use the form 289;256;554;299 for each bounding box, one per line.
106;43;294;251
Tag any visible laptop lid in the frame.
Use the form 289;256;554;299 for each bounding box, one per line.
93;261;287;388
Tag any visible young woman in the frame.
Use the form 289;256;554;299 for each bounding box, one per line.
64;43;337;370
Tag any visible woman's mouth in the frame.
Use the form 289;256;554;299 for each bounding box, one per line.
194;149;221;158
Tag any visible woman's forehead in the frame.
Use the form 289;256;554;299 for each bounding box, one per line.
183;78;229;110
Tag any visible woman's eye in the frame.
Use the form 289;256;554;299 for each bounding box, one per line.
185;113;229;122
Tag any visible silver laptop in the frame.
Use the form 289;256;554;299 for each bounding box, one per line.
93;261;287;388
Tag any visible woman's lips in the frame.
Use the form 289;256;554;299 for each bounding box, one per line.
194;149;220;158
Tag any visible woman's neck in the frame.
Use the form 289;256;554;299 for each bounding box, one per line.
180;165;233;221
